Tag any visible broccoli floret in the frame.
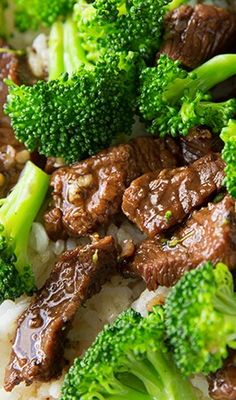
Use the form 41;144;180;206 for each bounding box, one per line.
73;0;186;64
220;119;236;198
61;307;197;400
0;161;49;303
0;260;24;303
165;262;236;376
5;52;139;163
13;0;76;31
138;54;236;137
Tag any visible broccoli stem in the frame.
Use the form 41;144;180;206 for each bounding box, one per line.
101;374;151;400
147;350;197;400
123;351;196;400
0;0;8;38
165;54;236;104
167;0;187;12
110;394;149;400
110;393;150;400
181;99;236;133
132;362;163;398
63;17;88;76
0;161;49;276
220;120;236;198
221;119;236;143
0;9;5;38
214;294;236;316
193;54;236;93
49;21;65;80
212;266;236;316
108;387;151;400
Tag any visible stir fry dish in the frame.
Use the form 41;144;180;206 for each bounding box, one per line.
1;1;236;399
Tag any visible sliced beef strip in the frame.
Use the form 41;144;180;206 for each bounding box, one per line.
197;0;236;14
0;38;21;148
208;351;236;400
0;145;30;198
131;196;236;289
0;40;36;196
44;157;65;174
211;76;236;103
179;127;224;165
17;55;37;87
4;236;117;391
44;137;180;240
122;153;225;238
158;4;236;69
129;136;181;173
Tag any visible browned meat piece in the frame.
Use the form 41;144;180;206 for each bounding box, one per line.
122;153;225;238
208;351;236;400
159;4;236;69
211;77;236;103
17;55;37;86
131;196;236;289
179;127;223;164
129;136;180;173
44;157;65;174
224;0;236;13
4;236;117;391
0;146;30;197
200;0;236;14
0;39;21;148
0;41;35;197
44;137;179;239
44;208;67;240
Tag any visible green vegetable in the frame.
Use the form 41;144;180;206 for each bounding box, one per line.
13;0;76;31
138;54;236;137
5;51;139;163
165;210;172;222
0;260;24;304
165;262;236;376
48;17;88;80
7;0;189;162
0;0;8;38
220;119;236;198
0;161;49;303
61;307;197;400
73;0;186;64
13;0;186;36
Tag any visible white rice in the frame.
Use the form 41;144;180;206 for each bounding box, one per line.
0;220;211;400
0;221;211;399
0;221;145;400
27;34;49;78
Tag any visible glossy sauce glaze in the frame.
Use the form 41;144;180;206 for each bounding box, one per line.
4;236;117;391
208;351;236;400
131;196;236;288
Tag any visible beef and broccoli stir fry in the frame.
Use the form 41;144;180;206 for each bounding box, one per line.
1;0;236;399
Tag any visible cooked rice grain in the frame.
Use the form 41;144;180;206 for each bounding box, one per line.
0;221;211;399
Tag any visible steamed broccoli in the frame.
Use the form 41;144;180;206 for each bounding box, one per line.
165;262;236;377
13;0;76;31
13;0;185;39
6;51;139;163
138;54;236;137
73;0;186;64
0;260;24;303
220;119;236;198
61;307;197;400
0;161;49;303
48;17;89;80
